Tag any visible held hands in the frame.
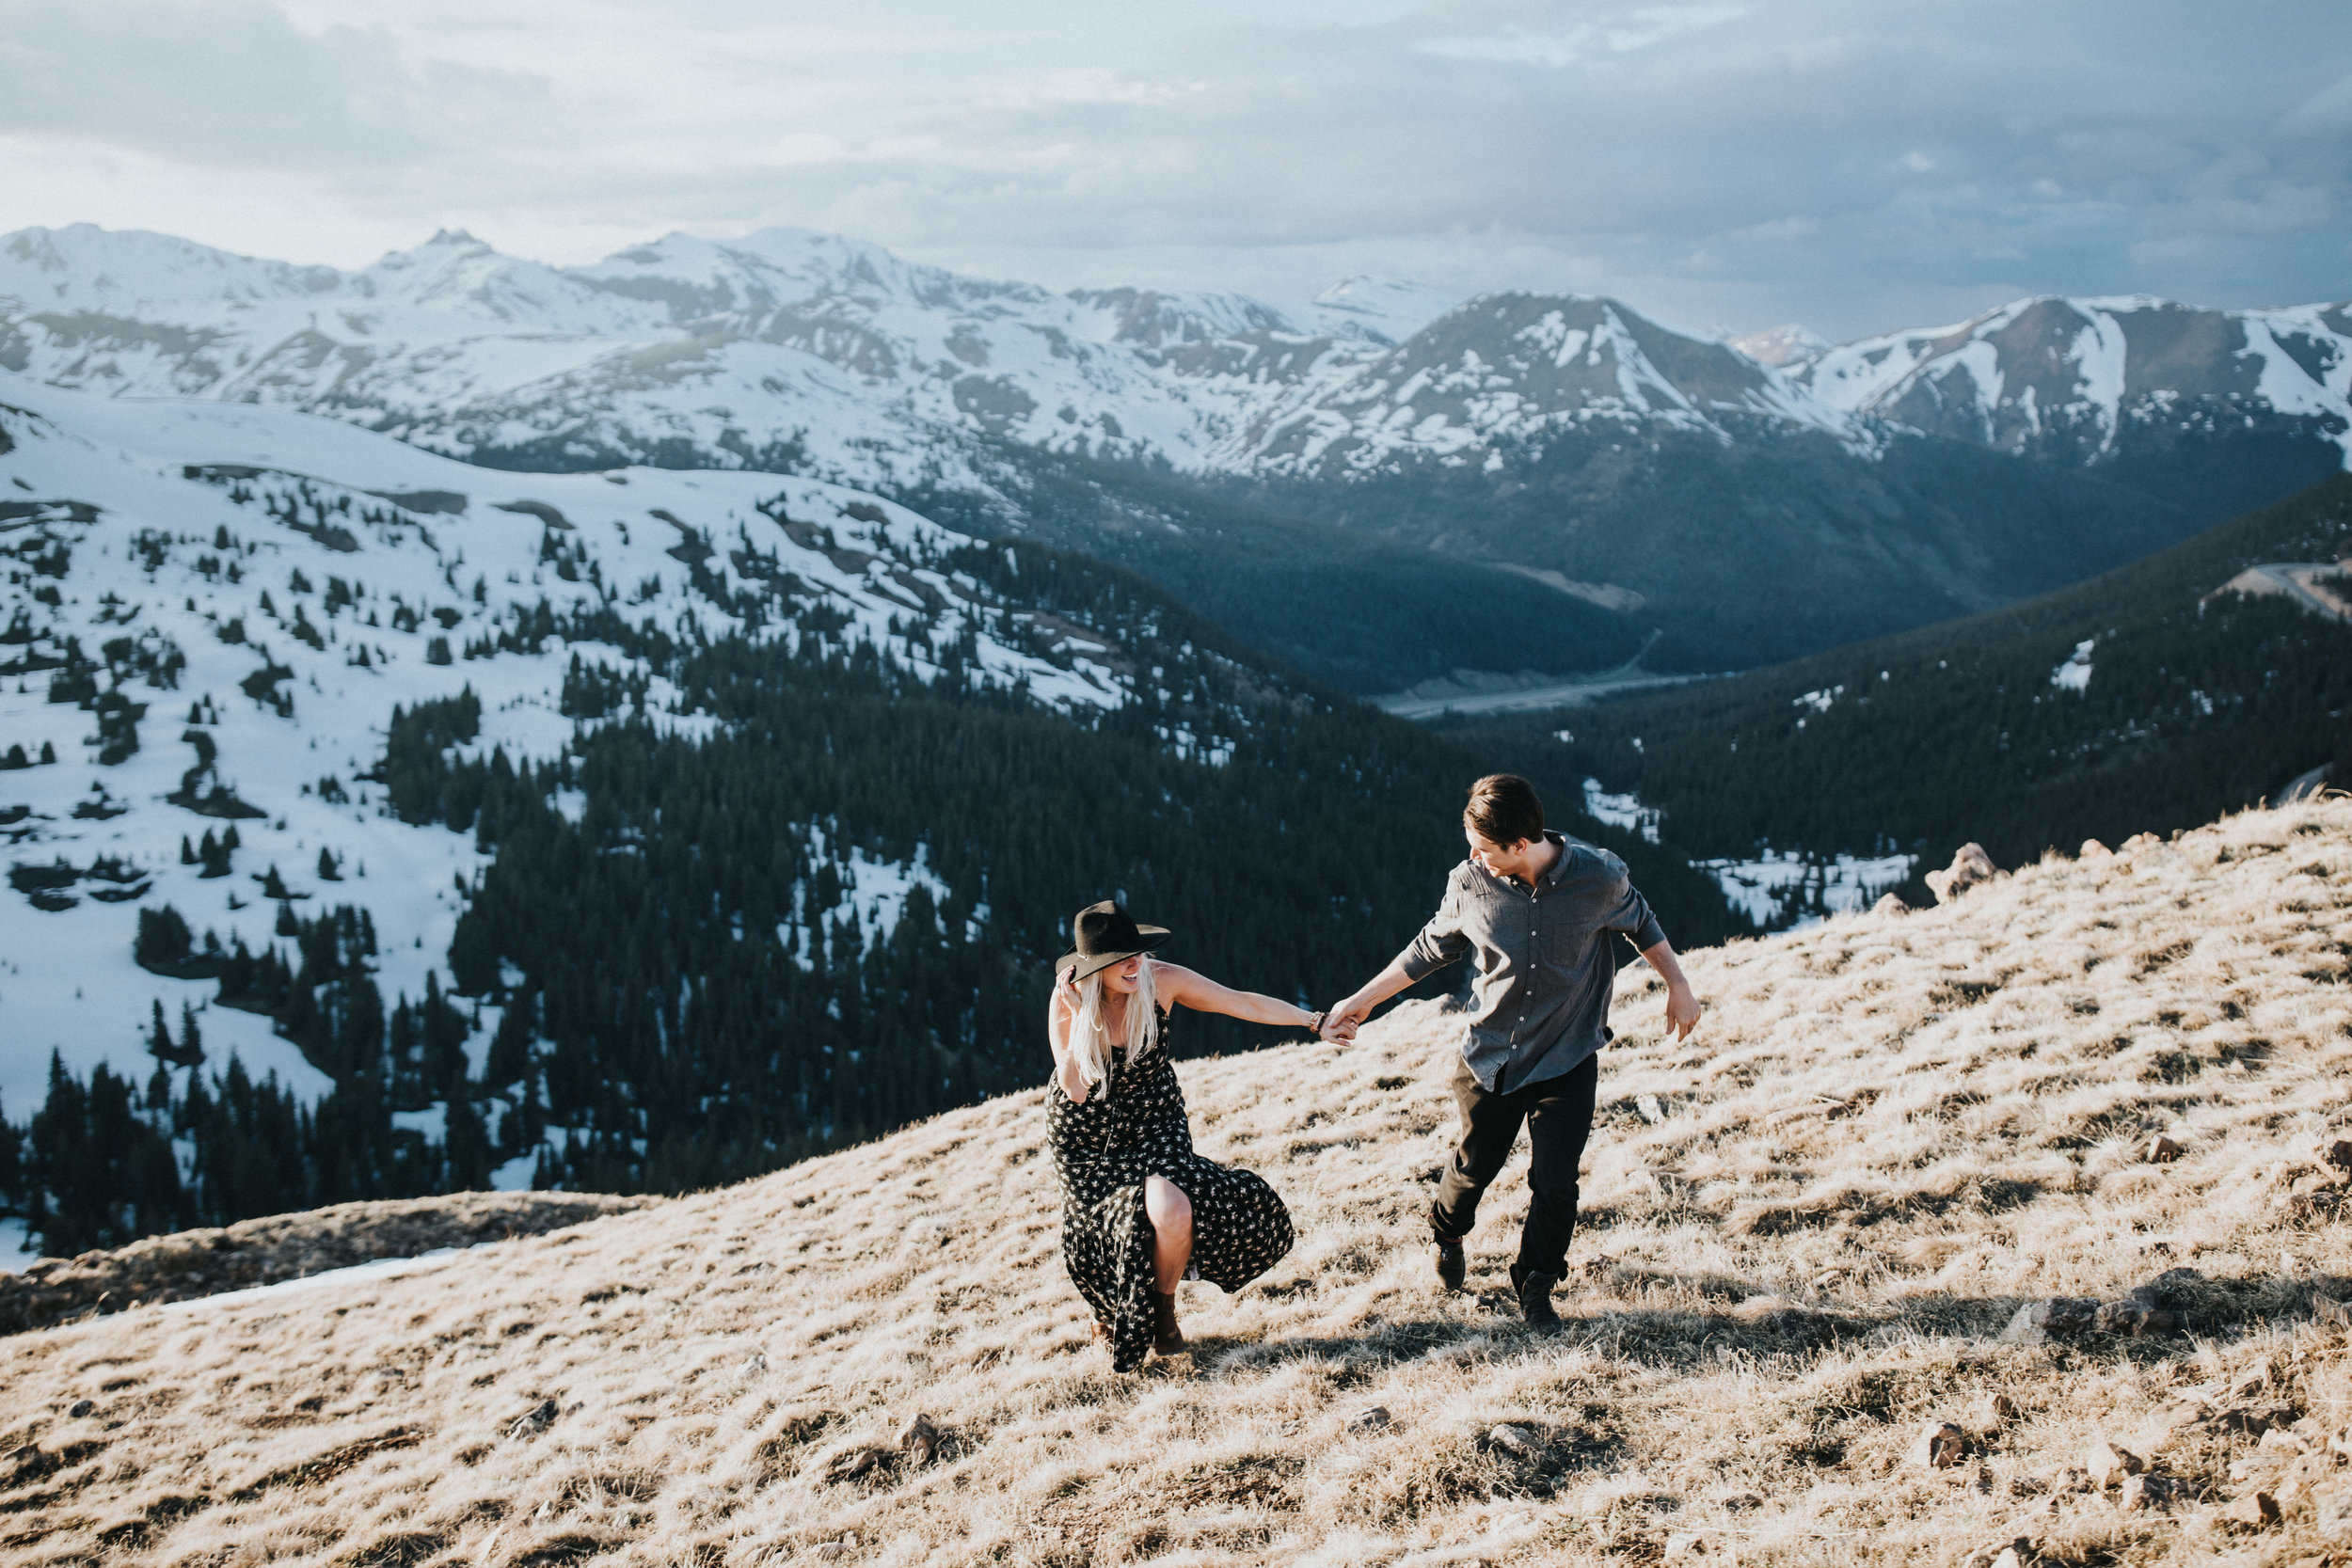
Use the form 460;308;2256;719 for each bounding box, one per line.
1319;997;1369;1045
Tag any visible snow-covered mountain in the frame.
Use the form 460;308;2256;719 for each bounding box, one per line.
14;223;2352;693
0;225;2276;492
12;226;2351;494
1234;293;1864;479
0;225;1412;489
1795;294;2352;465
0;372;1182;1161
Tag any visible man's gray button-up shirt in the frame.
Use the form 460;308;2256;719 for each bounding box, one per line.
1394;832;1665;1094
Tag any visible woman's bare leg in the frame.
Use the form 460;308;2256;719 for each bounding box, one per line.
1143;1175;1194;1293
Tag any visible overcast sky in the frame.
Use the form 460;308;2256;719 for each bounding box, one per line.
2;0;2346;339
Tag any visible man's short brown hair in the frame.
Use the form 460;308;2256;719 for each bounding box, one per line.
1463;773;1545;847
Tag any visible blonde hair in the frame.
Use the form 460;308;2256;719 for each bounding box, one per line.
1066;958;1159;1087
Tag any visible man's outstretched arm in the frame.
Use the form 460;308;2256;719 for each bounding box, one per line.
1329;876;1470;1042
1327;958;1420;1041
1642;937;1703;1039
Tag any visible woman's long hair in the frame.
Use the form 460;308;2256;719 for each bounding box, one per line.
1068;958;1159;1088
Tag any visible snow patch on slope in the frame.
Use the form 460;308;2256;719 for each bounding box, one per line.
0;374;1146;1117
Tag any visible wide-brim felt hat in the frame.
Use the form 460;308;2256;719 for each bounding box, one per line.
1056;899;1169;982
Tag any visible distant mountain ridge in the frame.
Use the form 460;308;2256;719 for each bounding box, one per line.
8;223;2350;686
9;224;2348;486
1796;293;2352;467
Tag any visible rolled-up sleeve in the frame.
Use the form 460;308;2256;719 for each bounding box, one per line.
1597;864;1666;953
1398;873;1471;982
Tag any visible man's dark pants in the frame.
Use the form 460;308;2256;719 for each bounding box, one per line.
1430;1052;1600;1278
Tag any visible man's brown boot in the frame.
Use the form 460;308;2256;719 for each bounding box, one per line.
1435;1235;1467;1291
1510;1264;1561;1328
1152;1290;1184;1354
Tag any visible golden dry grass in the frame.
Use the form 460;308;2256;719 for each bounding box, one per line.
6;798;2351;1567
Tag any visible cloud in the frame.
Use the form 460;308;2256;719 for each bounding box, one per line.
0;0;544;172
0;0;2346;336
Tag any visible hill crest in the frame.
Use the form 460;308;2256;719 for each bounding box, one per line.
5;795;2350;1565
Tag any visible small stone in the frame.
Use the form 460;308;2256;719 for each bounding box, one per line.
1913;1421;1966;1469
505;1399;558;1439
2216;1404;2300;1436
1349;1406;1391;1432
1976;1392;2018;1429
1926;843;1998;904
1998;1296;2097;1345
2085;1439;2144;1489
1486;1423;1545;1459
2220;1490;2282;1529
2319;1139;2352;1176
1636;1094;1665;1125
1979;1539;2036;1568
2095;1293;2178;1338
2140;1402;2209;1446
1662;1531;1708;1560
2141;1134;2185;1164
2117;1473;2172;1512
897;1413;939;1466
66;1400;93;1418
2078;838;2111;858
1870;893;1911;916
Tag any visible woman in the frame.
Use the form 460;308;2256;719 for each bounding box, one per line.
1046;900;1344;1370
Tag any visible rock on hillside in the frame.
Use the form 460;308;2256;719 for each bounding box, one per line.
4;798;2350;1566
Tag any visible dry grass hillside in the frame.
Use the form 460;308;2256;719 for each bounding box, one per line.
6;798;2351;1568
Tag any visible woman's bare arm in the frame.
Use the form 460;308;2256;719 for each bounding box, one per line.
1153;962;1335;1036
1044;982;1092;1102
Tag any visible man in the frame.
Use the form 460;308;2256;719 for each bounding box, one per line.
1329;774;1701;1325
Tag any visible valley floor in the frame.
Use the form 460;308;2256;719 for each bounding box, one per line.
4;798;2351;1566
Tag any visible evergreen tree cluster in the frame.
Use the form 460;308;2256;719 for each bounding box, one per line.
421;541;1736;1195
0;534;1739;1254
2;892;494;1253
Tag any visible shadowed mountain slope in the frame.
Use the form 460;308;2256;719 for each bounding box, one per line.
4;796;2349;1565
1515;471;2352;913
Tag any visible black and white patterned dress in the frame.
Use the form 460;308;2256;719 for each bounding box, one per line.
1046;1008;1295;1371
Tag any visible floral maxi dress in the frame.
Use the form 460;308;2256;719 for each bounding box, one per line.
1046;1010;1295;1371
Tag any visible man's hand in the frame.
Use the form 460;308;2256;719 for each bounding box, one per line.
1324;961;1417;1053
1662;980;1702;1040
1640;938;1702;1040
